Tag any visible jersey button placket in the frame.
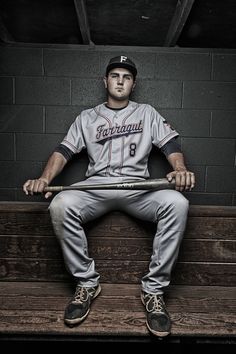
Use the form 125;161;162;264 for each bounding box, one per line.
111;114;121;176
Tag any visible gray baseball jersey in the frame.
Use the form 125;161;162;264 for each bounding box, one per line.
61;100;179;179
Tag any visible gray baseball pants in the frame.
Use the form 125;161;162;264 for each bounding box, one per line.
49;176;189;295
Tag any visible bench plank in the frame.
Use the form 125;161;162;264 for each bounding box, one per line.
1;204;236;241
0;258;235;285
0;282;235;338
0;235;235;263
0;283;235;314
1;202;236;217
0;309;235;337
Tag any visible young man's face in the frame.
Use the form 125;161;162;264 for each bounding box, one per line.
104;68;136;102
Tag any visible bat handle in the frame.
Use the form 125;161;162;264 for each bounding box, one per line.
44;186;63;192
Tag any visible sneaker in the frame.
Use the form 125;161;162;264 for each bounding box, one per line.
141;291;171;337
64;284;101;326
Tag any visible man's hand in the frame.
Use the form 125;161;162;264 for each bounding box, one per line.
23;178;52;199
166;169;195;192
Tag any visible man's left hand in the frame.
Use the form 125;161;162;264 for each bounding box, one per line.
166;170;195;192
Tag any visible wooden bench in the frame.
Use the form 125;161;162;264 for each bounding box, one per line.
0;202;235;343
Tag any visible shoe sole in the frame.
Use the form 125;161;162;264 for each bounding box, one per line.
141;295;170;338
64;284;102;326
146;321;170;337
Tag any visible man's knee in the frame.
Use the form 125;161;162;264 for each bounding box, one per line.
49;192;74;220
161;190;189;209
174;194;189;215
158;190;189;221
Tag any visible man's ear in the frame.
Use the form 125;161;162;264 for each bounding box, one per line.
103;76;108;88
132;80;136;91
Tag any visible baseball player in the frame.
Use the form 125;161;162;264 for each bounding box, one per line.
23;55;195;337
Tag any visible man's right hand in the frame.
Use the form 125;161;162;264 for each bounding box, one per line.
23;178;52;199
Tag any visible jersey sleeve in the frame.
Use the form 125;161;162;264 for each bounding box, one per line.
60;114;86;154
160;137;182;157
151;107;179;148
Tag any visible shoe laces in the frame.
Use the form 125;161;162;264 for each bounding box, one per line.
72;286;90;304
144;293;165;313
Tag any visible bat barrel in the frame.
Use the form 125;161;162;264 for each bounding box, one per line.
44;178;175;192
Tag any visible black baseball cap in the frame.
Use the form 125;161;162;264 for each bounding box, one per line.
106;55;137;78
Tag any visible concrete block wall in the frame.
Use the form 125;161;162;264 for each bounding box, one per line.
0;44;235;205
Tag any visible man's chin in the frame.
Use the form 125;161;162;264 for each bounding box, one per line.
111;93;129;101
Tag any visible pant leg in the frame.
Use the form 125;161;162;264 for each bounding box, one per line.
49;186;116;287
121;189;189;295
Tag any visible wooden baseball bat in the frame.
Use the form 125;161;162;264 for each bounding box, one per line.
44;178;175;192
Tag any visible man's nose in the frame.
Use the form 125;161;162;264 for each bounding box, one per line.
117;77;124;84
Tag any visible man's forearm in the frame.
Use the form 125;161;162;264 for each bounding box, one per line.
23;151;68;196
40;152;67;184
167;152;187;171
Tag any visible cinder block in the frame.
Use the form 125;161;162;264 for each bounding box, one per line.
212;110;236;138
15;77;70;105
206;166;236;192
72;78;105;105
212;54;236;81
16;133;64;161
0;161;42;187
44;50;100;77
0;105;43;133
181;137;235;165
0;47;42;76
0;77;13;104
0;133;14;160
183;81;236;109
133;80;182;108
155;53;211;80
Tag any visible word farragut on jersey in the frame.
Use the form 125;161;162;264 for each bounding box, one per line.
95;120;143;143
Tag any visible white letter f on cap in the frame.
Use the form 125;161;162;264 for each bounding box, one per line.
120;56;127;62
